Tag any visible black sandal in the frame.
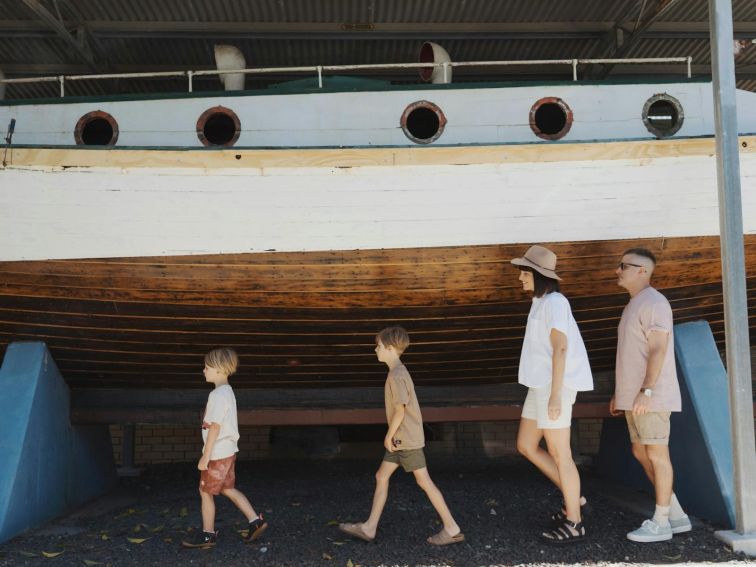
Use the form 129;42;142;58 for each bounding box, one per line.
541;520;586;544
550;499;590;524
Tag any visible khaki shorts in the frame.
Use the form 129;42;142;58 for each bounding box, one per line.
199;454;236;495
625;411;671;445
383;448;427;472
521;385;578;429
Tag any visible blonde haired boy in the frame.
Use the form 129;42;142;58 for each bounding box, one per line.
182;348;268;549
339;326;465;545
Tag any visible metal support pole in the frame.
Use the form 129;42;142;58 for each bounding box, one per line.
708;0;756;545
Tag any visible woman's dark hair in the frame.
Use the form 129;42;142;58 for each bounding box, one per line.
520;266;560;298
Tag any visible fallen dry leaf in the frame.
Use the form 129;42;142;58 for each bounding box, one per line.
327;520;340;526
42;551;64;558
321;552;333;560
127;537;149;544
18;551;37;558
346;559;354;567
83;560;103;566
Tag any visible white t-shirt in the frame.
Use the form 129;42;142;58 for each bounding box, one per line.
518;292;594;391
202;384;240;460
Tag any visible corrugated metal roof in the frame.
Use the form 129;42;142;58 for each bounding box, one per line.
2;0;756;98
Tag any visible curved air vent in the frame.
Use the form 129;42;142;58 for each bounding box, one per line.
401;100;447;144
196;106;241;147
529;97;573;141
74;110;119;146
643;94;684;138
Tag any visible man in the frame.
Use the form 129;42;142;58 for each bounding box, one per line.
610;248;692;543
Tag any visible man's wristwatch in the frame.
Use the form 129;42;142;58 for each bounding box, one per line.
641;388;653;398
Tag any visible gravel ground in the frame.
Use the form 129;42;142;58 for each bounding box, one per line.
0;457;752;567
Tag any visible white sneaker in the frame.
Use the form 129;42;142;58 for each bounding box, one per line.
627;519;673;543
670;515;692;534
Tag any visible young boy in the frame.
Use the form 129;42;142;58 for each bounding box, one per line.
339;326;465;545
182;347;268;549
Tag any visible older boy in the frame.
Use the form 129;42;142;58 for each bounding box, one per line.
182;347;268;549
339;326;464;546
610;249;692;543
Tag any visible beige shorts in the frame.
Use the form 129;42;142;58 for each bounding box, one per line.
625;411;671;445
383;448;427;472
521;385;577;429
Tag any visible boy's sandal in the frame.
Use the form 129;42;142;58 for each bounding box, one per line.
541;520;586;545
427;529;465;546
338;522;375;543
550;499;590;524
242;515;268;543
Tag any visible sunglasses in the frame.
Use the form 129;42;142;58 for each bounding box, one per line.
618;262;643;271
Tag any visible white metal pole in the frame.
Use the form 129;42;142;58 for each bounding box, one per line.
708;0;756;538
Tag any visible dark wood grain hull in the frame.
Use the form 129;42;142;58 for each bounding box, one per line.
1;235;754;390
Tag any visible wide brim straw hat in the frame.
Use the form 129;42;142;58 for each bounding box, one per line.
510;245;562;281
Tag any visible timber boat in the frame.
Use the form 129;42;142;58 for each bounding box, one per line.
1;48;755;406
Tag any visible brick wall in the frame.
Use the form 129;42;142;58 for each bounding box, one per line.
109;419;605;465
110;425;271;466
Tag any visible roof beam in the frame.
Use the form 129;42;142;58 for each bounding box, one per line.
588;0;685;79
2;19;756;40
19;0;97;71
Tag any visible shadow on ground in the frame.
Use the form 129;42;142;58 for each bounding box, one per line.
0;457;750;566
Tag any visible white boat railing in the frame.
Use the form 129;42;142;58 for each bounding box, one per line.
0;57;693;97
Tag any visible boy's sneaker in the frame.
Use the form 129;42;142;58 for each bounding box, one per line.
242;515;268;543
670;515;692;534
181;529;218;549
627;519;673;543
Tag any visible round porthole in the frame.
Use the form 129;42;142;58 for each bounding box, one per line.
529;97;573;141
74;111;118;146
401;100;447;144
196;106;241;147
643;94;684;138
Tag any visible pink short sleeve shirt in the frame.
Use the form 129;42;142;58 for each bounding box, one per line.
615;287;681;412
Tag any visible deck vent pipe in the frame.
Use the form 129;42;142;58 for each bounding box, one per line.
419;42;452;84
214;45;246;91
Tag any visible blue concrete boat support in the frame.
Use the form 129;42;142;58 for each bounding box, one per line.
599;321;740;528
0;342;117;544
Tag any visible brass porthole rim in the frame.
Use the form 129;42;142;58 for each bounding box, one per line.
529;97;573;141
74;110;119;146
400;100;447;145
196;105;242;147
642;93;685;139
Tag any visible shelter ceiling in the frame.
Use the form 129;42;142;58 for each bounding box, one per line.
1;0;756;98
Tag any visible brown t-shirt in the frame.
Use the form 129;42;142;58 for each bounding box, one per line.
615;286;681;412
384;364;425;450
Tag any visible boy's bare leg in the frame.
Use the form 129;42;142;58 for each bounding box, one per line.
412;467;461;536
221;487;259;522
543;428;581;530
200;489;216;532
360;460;400;538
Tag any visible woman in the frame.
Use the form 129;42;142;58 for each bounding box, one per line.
511;245;593;544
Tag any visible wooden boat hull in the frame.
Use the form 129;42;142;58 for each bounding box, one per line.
1;236;754;390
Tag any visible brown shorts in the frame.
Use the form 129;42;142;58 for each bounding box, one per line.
199;454;236;495
383;448;427;472
625;411;671;445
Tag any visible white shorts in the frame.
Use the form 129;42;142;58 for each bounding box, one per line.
521;385;578;429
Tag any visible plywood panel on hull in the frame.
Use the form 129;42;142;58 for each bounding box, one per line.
0;236;754;390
